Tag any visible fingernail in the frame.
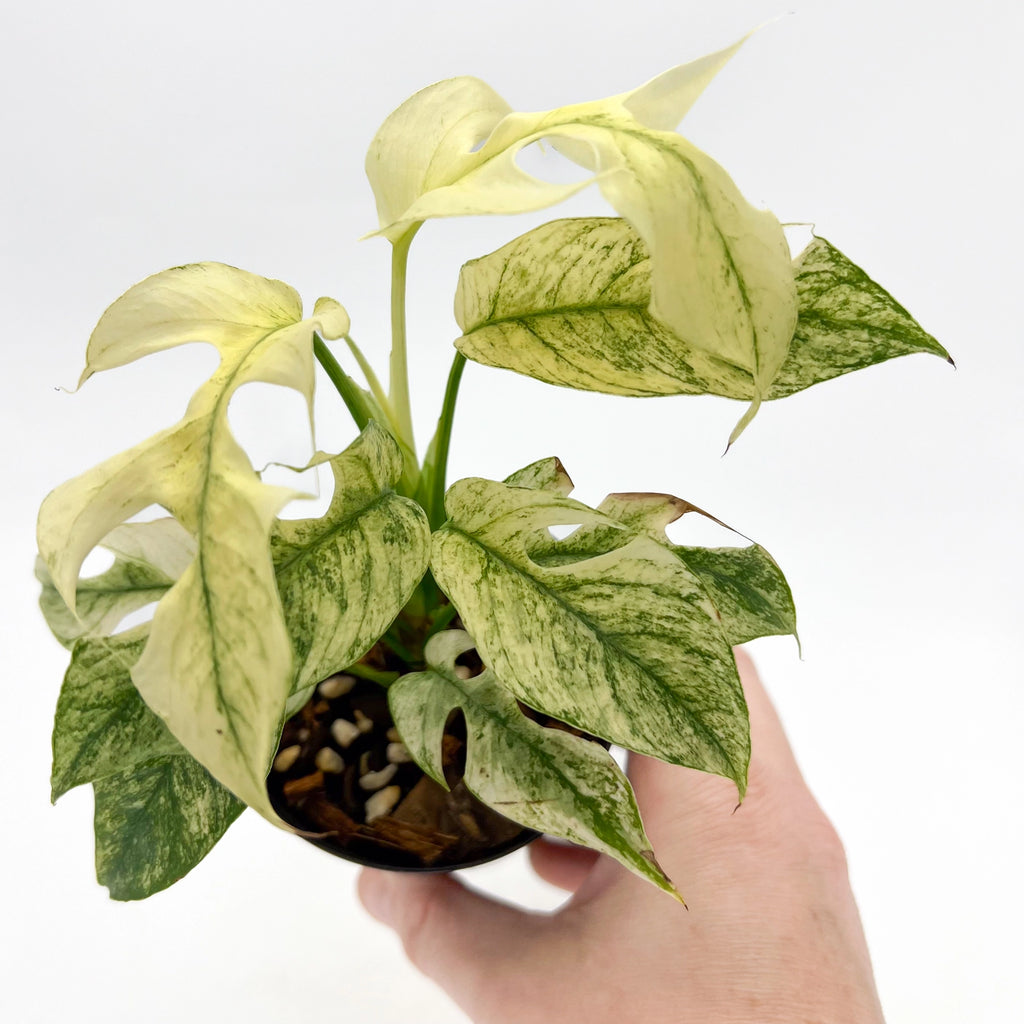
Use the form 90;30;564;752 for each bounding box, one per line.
358;868;395;926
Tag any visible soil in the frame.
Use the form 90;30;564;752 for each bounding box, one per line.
266;674;533;869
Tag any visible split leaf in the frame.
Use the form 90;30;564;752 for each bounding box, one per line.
367;40;796;440
431;476;749;794
36;519;195;649
94;755;244;901
594;493;797;647
389;630;680;899
36;263;350;819
50;629;181;802
272;422;431;713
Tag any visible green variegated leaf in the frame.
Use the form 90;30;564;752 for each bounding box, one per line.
36;263;350;820
501;468;795;646
766;235;951;398
389;630;680;899
456;222;950;421
503;456;574;494
455;218;753;400
94;755;244;901
367;40;795;441
272;422;430;714
51;629;181;801
595;493;797;647
36;519;195;649
432;477;749;793
676;544;796;645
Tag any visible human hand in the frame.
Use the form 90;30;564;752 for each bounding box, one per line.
357;650;885;1024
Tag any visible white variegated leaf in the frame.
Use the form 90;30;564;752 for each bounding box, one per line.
506;466;796;648
36;519;195;648
52;629;246;900
50;628;182;801
457;221;950;430
389;630;680;899
36;263;349;820
766;235;952;398
272;422;431;714
93;755;244;901
432;477;749;793
367;40;794;440
593;493;797;647
503;456;574;494
455;218;753;401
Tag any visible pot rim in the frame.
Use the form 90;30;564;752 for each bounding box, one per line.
299;822;541;872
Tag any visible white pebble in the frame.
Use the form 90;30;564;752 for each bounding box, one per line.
353;709;374;733
318;673;357;699
387;742;413;764
365;785;402;822
315;747;345;773
454;665;473;680
330;718;361;748
359;763;398;791
272;745;301;772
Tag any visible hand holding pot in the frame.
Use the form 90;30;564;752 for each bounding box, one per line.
358;650;885;1024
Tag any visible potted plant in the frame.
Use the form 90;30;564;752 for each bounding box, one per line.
36;35;949;901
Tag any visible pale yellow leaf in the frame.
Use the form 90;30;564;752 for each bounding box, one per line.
37;263;350;820
367;40;796;436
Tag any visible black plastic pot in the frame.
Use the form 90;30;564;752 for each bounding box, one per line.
266;674;539;872
296;813;538;872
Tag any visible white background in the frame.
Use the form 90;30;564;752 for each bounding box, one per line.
2;1;1021;1021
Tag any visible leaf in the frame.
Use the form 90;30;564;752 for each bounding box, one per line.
389;630;680;899
50;629;182;801
456;222;951;425
36;519;195;649
766;235;952;398
594;493;797;647
367;41;796;440
93;755;244;901
671;545;796;646
455;217;753;400
366;77;516;235
272;422;431;713
51;628;246;899
432;476;750;794
37;263;350;819
503;456;574;495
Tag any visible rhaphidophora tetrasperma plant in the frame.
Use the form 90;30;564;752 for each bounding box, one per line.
37;37;950;900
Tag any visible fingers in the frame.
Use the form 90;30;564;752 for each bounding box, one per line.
528;838;600;891
732;646;803;781
358;869;548;1019
625;648;811;845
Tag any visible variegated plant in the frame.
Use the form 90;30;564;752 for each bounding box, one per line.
37;37;949;901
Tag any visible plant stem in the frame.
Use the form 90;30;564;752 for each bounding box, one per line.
313;334;371;430
344;663;400;688
426;351;467;529
388;225;420;457
344;333;393;420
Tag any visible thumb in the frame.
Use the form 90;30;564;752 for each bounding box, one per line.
358;868;547;1016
